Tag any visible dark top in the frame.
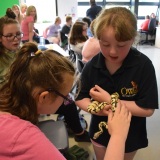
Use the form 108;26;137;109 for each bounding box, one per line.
76;47;158;152
61;24;71;42
86;4;102;21
62;24;70;35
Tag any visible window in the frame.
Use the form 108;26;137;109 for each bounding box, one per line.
106;0;130;1
138;5;158;17
105;5;130;9
139;0;159;2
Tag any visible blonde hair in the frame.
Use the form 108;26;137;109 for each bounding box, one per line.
12;4;22;23
55;16;61;24
20;3;27;11
26;5;37;22
94;7;137;41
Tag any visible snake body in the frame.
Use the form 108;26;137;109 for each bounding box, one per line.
87;101;109;114
87;92;119;139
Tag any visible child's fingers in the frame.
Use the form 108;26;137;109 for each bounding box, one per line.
94;85;102;91
128;111;132;121
108;109;114;121
114;100;121;114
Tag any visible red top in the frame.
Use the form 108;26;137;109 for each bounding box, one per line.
141;19;150;31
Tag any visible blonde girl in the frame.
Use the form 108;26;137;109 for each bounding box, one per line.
12;4;23;24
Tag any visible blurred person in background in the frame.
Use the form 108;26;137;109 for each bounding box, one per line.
21;5;38;43
44;16;61;44
140;15;150;31
86;0;102;21
12;4;23;24
0;8;22;87
20;3;27;19
69;21;88;60
82;17;93;37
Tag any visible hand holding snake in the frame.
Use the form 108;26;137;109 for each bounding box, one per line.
90;85;111;104
89;85;111;116
88;85;119;139
108;101;131;140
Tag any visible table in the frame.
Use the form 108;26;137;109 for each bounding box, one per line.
45;44;69;57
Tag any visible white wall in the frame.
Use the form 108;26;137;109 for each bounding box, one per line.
25;0;56;23
57;0;78;25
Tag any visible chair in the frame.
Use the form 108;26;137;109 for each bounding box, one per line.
76;59;84;74
140;18;156;45
68;49;76;63
37;120;69;153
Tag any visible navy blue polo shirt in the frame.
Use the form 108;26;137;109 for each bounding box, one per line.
86;4;102;21
76;47;158;152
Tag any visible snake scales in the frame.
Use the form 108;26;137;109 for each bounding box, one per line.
87;92;119;139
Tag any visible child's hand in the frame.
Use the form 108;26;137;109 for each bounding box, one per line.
108;101;131;140
89;85;111;103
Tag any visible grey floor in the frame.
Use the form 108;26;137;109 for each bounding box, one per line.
133;45;160;160
40;44;160;160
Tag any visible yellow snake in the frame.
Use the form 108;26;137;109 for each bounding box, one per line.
87;92;119;139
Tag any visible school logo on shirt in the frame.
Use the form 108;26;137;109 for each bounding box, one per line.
121;81;138;97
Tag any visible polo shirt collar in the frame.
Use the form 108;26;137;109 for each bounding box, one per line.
123;47;141;67
93;47;140;69
93;53;105;68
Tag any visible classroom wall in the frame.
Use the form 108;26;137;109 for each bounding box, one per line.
25;0;56;23
57;0;78;24
33;0;78;35
0;0;19;17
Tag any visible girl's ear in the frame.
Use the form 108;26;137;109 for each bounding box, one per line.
38;91;49;103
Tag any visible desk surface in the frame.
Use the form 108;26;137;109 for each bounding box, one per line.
45;44;69;57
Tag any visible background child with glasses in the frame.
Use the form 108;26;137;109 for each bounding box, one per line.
0;8;22;87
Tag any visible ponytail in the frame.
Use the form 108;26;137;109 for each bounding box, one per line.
5;8;16;19
0;42;75;124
